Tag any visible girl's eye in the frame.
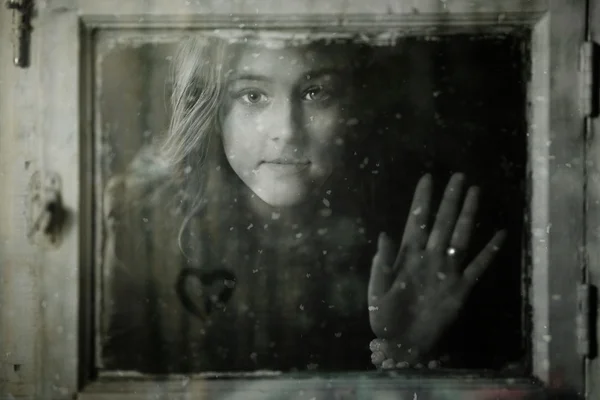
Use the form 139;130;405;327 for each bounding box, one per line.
237;89;269;105
302;85;333;102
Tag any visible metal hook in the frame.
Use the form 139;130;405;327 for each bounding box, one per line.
6;0;34;68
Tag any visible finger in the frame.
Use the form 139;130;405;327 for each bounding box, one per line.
368;233;396;300
447;186;480;264
400;173;433;250
426;173;466;252
462;230;507;288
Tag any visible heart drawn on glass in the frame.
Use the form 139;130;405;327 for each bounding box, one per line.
175;267;237;320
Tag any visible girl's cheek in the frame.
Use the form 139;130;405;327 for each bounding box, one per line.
222;107;254;135
309;108;342;138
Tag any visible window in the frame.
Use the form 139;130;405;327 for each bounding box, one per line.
1;0;593;399
98;32;527;374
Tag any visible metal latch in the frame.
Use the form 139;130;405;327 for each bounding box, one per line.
577;283;598;359
26;171;67;248
5;0;34;68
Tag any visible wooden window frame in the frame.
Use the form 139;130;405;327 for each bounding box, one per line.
3;0;590;398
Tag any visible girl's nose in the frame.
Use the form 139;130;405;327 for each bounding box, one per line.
267;98;304;143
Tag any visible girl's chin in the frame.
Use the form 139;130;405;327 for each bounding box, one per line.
254;190;311;208
246;183;321;209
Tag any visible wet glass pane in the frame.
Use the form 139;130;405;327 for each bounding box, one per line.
97;31;527;374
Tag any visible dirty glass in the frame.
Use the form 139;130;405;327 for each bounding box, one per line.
96;31;528;374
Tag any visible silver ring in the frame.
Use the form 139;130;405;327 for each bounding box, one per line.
446;247;457;256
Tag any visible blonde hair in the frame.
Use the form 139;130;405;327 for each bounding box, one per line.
100;36;232;257
159;37;229;220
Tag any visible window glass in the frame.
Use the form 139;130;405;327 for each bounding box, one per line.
97;32;527;374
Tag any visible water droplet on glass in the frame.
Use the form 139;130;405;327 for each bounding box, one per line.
320;208;332;217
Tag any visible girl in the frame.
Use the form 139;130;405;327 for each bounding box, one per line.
102;34;506;373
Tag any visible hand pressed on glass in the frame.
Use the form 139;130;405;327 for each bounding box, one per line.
368;172;507;368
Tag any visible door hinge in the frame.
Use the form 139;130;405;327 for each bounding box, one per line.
580;41;598;119
5;0;34;68
577;283;597;359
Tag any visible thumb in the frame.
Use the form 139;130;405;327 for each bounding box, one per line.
368;232;396;302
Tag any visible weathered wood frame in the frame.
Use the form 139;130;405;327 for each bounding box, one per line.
586;1;600;399
2;0;590;398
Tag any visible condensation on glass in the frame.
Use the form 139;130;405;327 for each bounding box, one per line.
95;30;528;375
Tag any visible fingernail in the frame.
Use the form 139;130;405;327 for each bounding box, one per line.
454;172;466;182
469;186;480;197
498;229;508;240
493;230;508;250
420;174;432;189
378;232;388;250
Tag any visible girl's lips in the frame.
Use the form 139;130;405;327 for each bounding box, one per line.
260;161;311;175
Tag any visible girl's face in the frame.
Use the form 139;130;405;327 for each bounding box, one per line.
220;43;354;208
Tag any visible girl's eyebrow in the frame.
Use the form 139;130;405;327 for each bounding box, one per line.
302;68;345;80
227;73;271;83
227;68;345;84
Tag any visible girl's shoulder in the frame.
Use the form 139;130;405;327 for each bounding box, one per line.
103;144;216;263
103;145;186;225
105;145;176;204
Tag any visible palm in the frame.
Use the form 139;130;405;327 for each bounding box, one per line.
367;173;506;363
